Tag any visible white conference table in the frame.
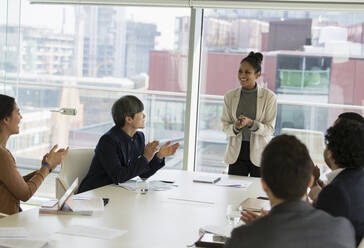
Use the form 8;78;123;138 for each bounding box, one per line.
0;169;265;248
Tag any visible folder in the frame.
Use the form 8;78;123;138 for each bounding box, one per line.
39;178;104;216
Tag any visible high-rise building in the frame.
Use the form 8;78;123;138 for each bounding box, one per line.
81;6;126;78
0;25;74;75
124;21;160;77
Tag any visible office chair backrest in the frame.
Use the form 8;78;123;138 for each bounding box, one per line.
280;128;325;165
56;148;94;199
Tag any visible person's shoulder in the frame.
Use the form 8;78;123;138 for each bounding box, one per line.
0;147;11;159
311;205;343;221
326;169;364;198
259;85;276;98
0;147;14;168
309;208;356;244
135;131;144;137
335;168;364;182
0;146;7;154
316;208;354;231
224;87;240;98
98;127;119;144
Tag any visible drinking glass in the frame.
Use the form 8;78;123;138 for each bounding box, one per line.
226;204;241;227
136;178;149;194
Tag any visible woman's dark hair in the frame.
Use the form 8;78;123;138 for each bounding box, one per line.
261;135;313;200
338;112;364;124
112;95;144;128
0;94;15;121
240;51;263;73
325;119;364;169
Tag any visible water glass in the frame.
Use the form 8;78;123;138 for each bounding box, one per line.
136;178;149;194
226;204;241;227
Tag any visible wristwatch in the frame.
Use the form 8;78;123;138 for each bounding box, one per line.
42;161;52;173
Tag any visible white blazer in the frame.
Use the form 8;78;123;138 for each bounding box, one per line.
221;85;277;166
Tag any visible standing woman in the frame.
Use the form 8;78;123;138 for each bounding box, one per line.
221;52;277;177
0;94;68;215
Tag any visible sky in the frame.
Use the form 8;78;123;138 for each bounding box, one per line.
1;1;189;50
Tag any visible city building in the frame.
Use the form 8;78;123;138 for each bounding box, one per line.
124;21;160;77
0;25;74;75
81;6;126;78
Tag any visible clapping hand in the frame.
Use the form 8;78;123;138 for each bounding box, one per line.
157;141;180;159
312;165;325;188
240;208;269;224
45;144;69;170
144;141;160;162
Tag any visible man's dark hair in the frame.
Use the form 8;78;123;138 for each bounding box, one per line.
325;119;364;169
240;51;263;73
111;95;144;128
0;94;15;121
261;135;313;200
338;112;364;124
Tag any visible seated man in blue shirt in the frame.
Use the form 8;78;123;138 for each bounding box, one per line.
225;135;356;248
78;95;180;193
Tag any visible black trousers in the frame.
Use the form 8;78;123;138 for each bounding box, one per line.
228;141;261;177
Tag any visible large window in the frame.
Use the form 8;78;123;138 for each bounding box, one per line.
0;0;189;198
196;9;364;173
2;1;364;199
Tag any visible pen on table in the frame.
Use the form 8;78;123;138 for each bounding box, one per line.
257;196;269;200
160;180;174;184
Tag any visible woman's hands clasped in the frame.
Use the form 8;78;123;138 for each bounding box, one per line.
236;115;254;129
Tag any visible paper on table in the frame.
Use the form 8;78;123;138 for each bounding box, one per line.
215;179;253;189
0;228;29;238
56;225;127;240
0;239;47;248
118;180;137;191
149;181;178;191
118;180;177;191
69;198;104;212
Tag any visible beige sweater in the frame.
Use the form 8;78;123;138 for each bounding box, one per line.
0;147;49;215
